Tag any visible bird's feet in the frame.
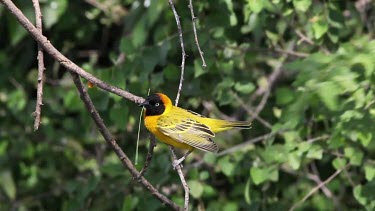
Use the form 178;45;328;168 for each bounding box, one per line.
172;158;185;169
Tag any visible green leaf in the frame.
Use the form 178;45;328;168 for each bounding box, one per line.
121;195;139;211
0;171;16;200
364;164;375;181
276;87;294;105
306;145;323;159
246;0;265;14
293;0;311;12
223;202;239;211
42;0;68;29
250;167;278;185
218;156;236;177
353;185;366;206
234;82;255;94
316;81;340;111
344;147;363;166
288;152;301;170
188;180;204;199
332;158;347;170
312;19;328;39
7;89;26;112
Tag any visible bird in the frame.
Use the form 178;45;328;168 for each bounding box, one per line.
139;93;251;168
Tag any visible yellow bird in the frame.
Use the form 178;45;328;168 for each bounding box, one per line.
139;93;251;167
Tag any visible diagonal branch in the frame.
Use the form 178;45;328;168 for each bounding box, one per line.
289;164;348;211
70;72;181;211
31;0;45;131
0;0;144;104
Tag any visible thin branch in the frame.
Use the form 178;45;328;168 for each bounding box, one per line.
249;56;285;102
168;1;190;210
70;73;181;211
168;0;187;105
289;165;348;211
188;0;206;68
0;0;144;104
31;0;44;131
308;163;333;198
274;47;309;58
232;92;273;129
295;30;314;45
169;146;190;211
218;132;275;156
138;135;157;178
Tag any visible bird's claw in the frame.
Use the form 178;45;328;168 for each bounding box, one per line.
172;159;184;170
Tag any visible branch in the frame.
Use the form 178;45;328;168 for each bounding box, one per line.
188;0;206;68
0;0;144;104
232;92;273;129
218;132;275;156
169;146;190;211
168;0;187;105
168;1;190;209
31;0;44;131
138;135;156;178
289;165;348;211
70;72;181;211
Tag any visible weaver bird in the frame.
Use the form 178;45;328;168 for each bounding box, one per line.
139;93;251;167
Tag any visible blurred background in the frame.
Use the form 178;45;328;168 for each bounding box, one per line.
1;0;375;210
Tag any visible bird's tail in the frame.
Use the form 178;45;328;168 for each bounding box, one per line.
207;119;251;133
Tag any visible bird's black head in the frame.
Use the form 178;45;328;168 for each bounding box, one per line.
139;93;166;116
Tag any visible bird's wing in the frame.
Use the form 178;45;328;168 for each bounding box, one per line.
157;115;219;153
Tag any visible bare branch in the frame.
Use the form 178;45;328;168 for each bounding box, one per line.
232;92;273;129
218;132;275;156
31;0;44;131
0;0;144;104
168;0;187;105
188;0;206;68
169;146;190;211
167;1;190;210
70;73;181;211
138;135;157;178
289;165;348;211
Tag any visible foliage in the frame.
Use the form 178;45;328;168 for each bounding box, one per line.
1;0;375;210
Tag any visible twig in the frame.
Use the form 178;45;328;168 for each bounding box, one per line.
274;47;309;58
289;165;348;211
169;146;190;211
0;0;144;104
218;132;275;156
308;163;333;198
249;56;285;102
168;0;187;105
31;0;44;131
168;0;190;210
138;135;157;178
70;73;181;211
295;30;314;45
232;92;273;129
188;0;206;68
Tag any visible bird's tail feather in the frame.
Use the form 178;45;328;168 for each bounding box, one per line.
207;119;251;133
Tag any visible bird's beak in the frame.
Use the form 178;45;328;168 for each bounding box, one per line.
139;100;149;107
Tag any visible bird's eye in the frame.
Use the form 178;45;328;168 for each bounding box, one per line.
155;103;160;107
